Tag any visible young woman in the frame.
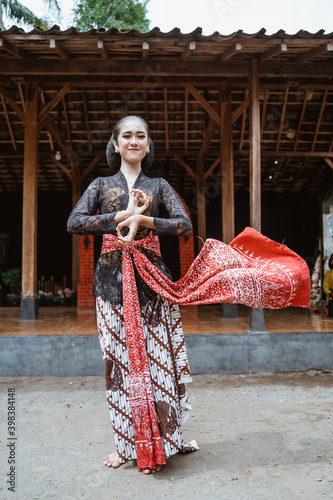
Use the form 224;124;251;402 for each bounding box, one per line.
68;114;311;474
67;115;196;474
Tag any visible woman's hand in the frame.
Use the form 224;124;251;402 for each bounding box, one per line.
128;189;149;215
115;189;149;223
116;215;142;245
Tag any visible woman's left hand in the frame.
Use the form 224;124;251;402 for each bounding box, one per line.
116;215;142;245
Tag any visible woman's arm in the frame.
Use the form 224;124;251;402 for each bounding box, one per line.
67;178;117;235
153;179;192;237
67;179;149;235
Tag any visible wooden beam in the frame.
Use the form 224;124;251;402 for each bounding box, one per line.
81;152;104;180
249;59;261;232
21;82;39;306
174;155;196;180
1;95;17;151
144;87;149;124
62;95;73;148
260;43;287;62
231;95;249;124
325;158;333;170
142;41;149;60
185;87;188;151
296;42;333;63
293;89;308;152
38;84;72;123
97;40;108;59
204;157;220;181
50;39;69;59
43;114;81;165
260;89;269;140
0;85;25;120
0;37;24;58
311;89;328;151
220;85;235;244
1;59;332;79
81;88;92;148
187;83;221;126
164;88;169;150
197;118;217;166
260;151;333;159
181;41;196;60
53;157;72;180
220;43;242;61
239;91;248;151
18;83;26;113
276;85;289;151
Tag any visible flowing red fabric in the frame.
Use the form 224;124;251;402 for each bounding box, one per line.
101;227;310;469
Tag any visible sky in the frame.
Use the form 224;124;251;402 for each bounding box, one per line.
8;0;333;34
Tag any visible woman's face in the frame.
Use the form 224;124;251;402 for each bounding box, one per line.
114;118;149;165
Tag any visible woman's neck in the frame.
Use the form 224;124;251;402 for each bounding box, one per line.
120;161;141;179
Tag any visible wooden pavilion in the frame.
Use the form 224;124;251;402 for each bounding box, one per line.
0;25;333;320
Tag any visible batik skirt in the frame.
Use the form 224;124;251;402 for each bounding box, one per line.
96;294;192;464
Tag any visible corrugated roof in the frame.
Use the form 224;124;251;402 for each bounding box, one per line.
1;25;333;39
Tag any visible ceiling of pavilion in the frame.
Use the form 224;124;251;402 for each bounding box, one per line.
0;26;332;196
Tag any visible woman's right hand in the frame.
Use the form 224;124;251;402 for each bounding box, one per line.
127;189;149;215
115;189;149;223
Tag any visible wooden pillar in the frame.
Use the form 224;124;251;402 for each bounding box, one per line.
249;59;261;232
71;163;81;294
220;84;235;244
196;162;206;248
20;82;39;320
249;59;266;332
220;85;237;319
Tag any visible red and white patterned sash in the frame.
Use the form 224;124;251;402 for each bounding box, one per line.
101;227;310;470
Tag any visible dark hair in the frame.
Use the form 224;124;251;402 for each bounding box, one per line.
106;115;154;173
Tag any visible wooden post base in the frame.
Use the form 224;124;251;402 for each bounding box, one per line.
221;303;238;319
20;298;39;321
249;308;266;333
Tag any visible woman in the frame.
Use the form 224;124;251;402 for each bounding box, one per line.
67;115;196;474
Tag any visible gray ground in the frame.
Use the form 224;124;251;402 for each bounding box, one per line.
0;371;333;500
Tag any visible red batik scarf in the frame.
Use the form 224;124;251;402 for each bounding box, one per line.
101;227;310;470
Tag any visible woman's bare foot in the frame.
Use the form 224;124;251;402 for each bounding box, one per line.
140;465;161;474
179;439;199;453
103;451;121;468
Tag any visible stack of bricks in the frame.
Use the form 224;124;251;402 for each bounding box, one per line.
77;234;95;309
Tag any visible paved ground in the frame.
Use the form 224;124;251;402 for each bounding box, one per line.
1;371;333;500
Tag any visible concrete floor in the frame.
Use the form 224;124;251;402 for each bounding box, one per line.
1;371;333;500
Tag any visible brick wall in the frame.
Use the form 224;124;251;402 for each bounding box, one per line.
177;193;195;277
77;234;95;309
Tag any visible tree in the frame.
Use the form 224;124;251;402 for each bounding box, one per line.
0;0;60;31
73;0;150;32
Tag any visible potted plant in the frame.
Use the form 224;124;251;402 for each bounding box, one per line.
1;268;22;306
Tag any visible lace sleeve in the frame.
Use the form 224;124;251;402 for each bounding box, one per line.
153;179;192;237
67;178;117;235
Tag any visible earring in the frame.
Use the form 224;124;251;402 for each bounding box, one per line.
146;146;150;154
115;146;119;153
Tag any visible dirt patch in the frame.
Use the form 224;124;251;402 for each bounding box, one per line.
1;371;333;499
